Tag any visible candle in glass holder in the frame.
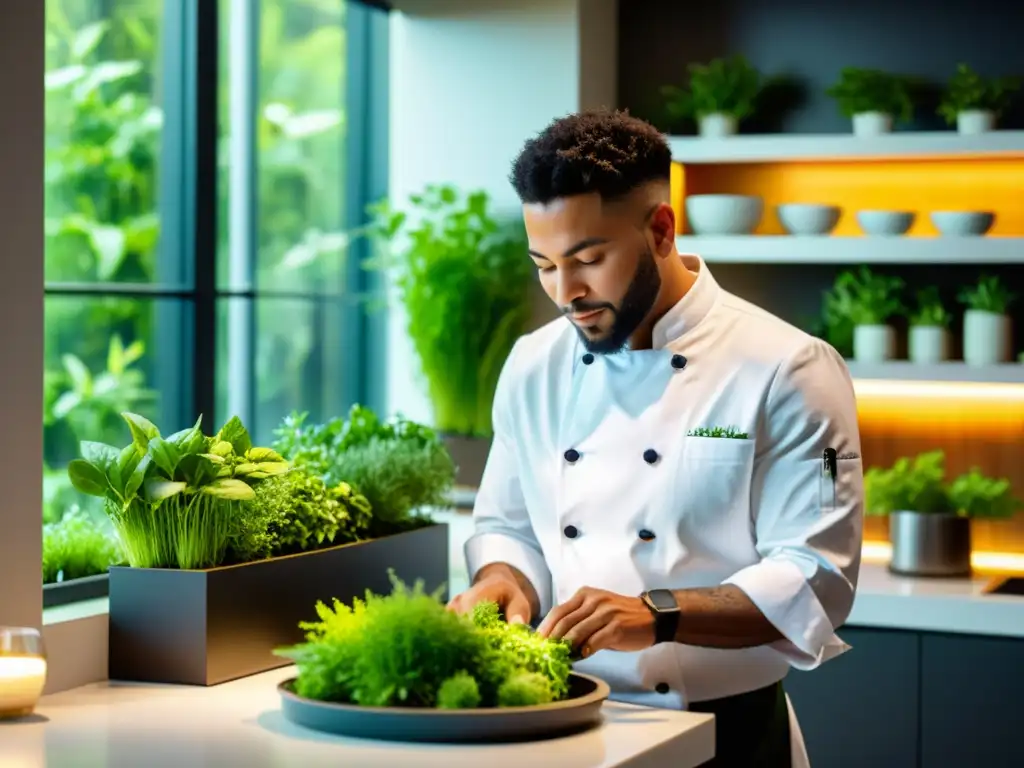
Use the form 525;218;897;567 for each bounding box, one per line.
0;627;47;719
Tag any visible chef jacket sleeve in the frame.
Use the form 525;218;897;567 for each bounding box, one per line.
723;337;863;670
463;339;554;617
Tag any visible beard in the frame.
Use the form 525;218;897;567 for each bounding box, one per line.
566;246;662;354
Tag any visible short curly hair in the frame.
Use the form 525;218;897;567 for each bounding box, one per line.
509;109;672;205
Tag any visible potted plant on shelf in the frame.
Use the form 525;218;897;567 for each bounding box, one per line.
865;450;1019;578
823;266;904;363
958;274;1016;365
66;408;451;686
367;184;533;487
661;55;762;138
826;67;914;137
907;287;952;364
938;63;1021;135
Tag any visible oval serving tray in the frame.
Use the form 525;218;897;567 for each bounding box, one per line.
278;672;610;743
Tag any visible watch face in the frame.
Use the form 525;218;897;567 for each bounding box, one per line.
647;589;677;611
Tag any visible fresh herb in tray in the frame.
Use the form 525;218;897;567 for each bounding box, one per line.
275;573;573;709
273;405;455;529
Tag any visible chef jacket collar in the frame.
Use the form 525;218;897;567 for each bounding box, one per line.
648;254;718;350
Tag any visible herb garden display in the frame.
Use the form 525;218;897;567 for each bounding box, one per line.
274;575;610;742
66;406;455;686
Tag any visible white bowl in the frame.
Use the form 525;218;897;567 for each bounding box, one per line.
929;211;995;237
856;210;915;236
776;204;841;236
685;194;764;235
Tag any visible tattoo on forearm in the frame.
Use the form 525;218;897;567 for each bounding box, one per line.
669;585;784;649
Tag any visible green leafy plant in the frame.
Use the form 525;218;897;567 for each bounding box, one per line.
366;185;533;437
274;406;455;530
66;412;290;569
246;470;374;559
957;274;1016;315
865;450;1020;519
687;426;749;439
826;68;914;122
661;55;762;122
908;286;952;327
823;267;905;327
938;64;1021;124
274;572;572;709
42;507;123;584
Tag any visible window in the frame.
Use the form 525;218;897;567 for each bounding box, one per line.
42;0;389;605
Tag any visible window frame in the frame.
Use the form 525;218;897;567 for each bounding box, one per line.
40;0;390;609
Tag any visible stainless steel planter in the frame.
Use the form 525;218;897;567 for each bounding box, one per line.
889;510;972;578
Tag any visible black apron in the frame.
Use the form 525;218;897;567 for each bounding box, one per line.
690;681;791;767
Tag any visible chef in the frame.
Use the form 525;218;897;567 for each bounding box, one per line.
447;109;864;767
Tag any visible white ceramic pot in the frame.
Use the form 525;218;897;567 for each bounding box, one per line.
963;310;1011;365
776;204;842;236
929;211;995;237
684;194;764;235
856;210;915;236
854;324;896;362
852;111;893;137
698;113;738;138
909;325;949;364
957;110;995;135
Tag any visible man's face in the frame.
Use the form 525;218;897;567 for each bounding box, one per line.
524;192;665;354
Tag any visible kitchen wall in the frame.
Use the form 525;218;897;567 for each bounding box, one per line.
384;0;618;426
619;0;1024;553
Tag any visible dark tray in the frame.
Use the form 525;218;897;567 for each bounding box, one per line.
278;672;610;743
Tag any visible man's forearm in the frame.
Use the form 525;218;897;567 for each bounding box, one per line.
474;562;541;618
670;585;783;649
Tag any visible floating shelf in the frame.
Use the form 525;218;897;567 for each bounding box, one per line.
847;362;1024;385
675;235;1024;265
668;131;1024;165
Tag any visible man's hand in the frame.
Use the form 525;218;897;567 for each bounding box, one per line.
536;586;655;657
446;569;534;625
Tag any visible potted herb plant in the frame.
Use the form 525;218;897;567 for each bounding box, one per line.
823;266;904;363
958;274;1016;365
67;409;450;686
367;184;533;487
865;451;1019;577
661;55;762;137
826;67;914;136
907;287;952;364
938;63;1021;135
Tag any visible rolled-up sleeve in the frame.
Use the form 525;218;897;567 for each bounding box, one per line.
463;340;553;616
723;338;864;670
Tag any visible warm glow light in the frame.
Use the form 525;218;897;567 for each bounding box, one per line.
853;379;1024;401
0;656;47;718
863;541;1024;574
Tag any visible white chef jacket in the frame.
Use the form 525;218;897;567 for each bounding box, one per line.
464;254;863;758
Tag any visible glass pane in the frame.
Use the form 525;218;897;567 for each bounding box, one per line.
43;296;191;584
217;0;349;294
216;297;348;446
44;0;168;284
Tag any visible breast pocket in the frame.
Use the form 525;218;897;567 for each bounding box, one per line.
671;436;756;526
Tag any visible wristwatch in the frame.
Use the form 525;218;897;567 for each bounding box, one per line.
641;589;680;644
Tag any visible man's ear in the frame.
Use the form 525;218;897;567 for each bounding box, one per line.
649;203;677;257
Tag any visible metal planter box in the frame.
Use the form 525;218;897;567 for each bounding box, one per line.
108;523;450;686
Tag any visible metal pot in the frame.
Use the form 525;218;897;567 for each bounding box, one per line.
888;510;972;578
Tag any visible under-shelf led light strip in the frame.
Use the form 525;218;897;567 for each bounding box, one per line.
862;541;1024;573
853;378;1024;402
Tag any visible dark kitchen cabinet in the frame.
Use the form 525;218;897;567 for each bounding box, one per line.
783;628;920;767
920;633;1024;768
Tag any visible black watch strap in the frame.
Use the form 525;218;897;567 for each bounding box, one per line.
642;589;680;644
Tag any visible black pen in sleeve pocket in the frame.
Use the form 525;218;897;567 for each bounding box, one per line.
821;447;837;511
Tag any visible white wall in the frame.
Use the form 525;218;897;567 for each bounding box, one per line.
385;0;618;422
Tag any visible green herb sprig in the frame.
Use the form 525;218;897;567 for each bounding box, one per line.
42;507;123;584
823;266;905;327
938;63;1020;125
958;274;1016;315
687;426;749;439
826;68;914;122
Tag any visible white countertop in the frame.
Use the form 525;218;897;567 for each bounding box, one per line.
3;666;715;768
845;563;1024;639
